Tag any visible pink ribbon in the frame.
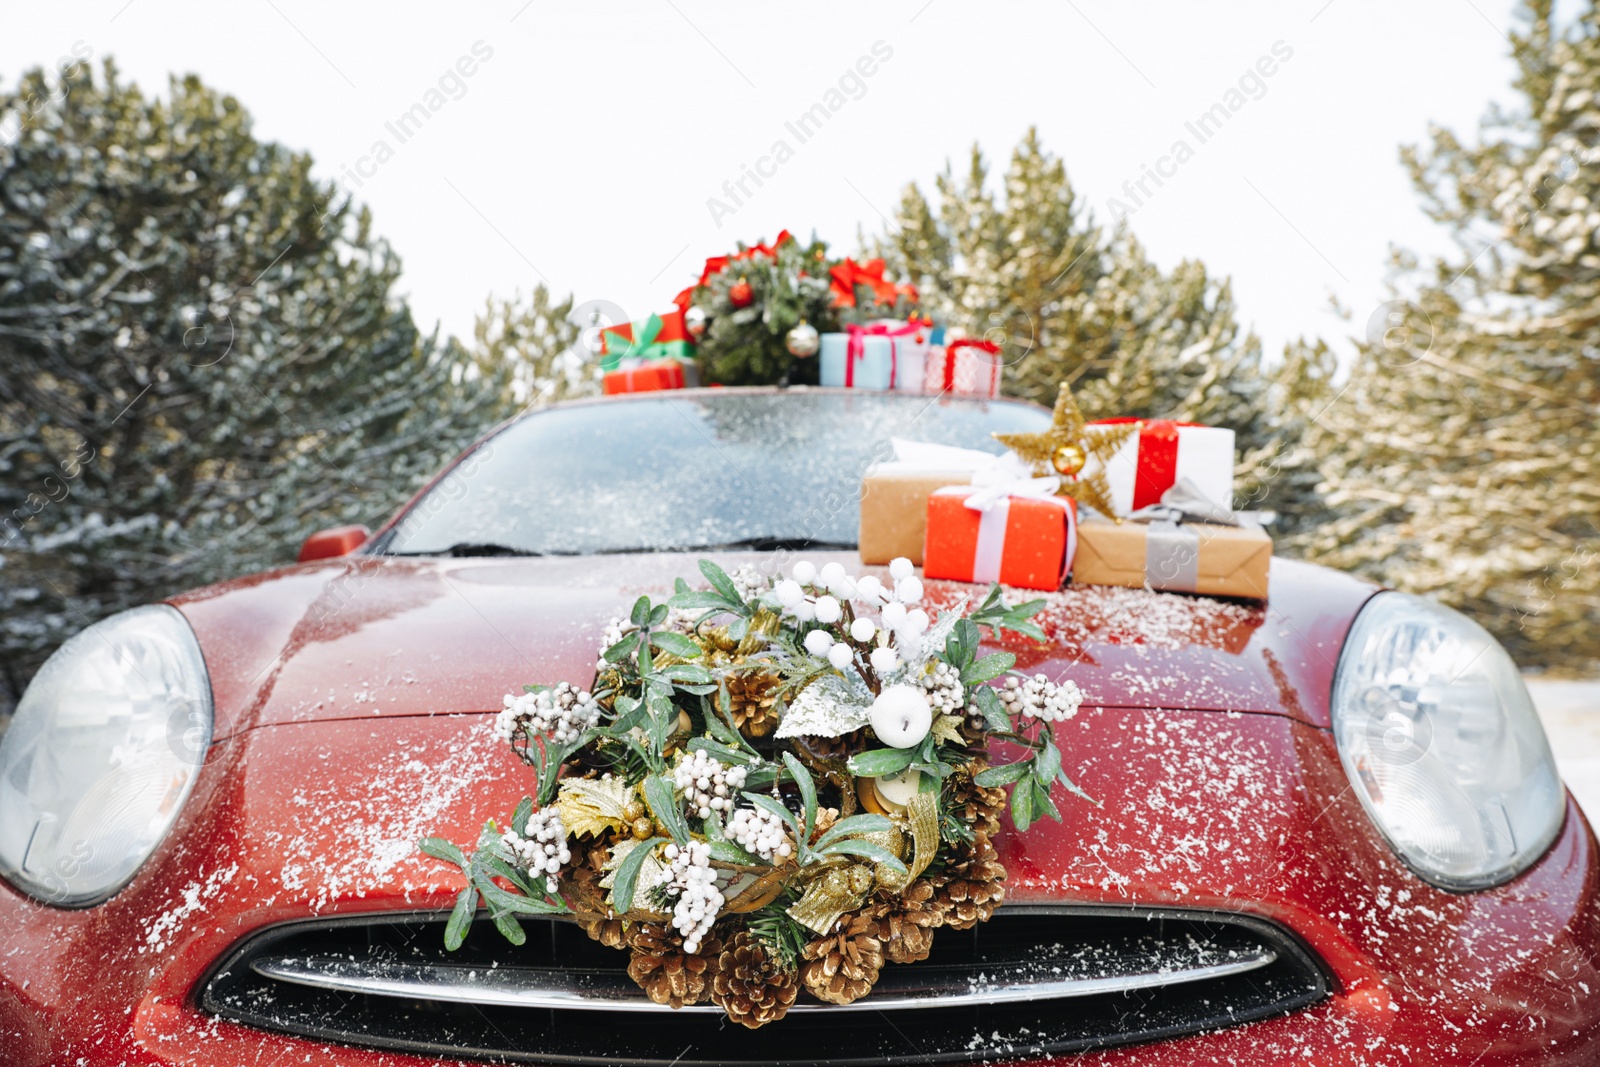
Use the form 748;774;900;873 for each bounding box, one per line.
844;321;919;388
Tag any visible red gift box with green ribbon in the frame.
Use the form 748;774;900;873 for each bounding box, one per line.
599;310;695;372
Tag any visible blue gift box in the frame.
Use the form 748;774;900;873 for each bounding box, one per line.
819;330;920;390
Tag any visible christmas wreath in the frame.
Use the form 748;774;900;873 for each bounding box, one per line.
673;231;920;387
420;557;1090;1029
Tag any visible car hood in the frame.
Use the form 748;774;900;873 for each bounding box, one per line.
171;551;1377;738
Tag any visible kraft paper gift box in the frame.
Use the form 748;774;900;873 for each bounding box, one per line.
922;482;1078;591
859;440;1034;566
602;358;687;396
1071;515;1271;599
1087;419;1236;515
820;322;925;391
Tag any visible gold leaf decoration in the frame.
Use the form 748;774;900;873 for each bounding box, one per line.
929;713;965;747
788;864;874;934
558;776;637;839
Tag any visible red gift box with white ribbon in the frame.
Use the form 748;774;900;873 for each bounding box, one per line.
922;479;1078;591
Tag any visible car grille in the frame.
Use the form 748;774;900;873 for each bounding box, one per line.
201;905;1328;1064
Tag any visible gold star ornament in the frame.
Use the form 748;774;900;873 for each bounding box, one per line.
994;383;1138;520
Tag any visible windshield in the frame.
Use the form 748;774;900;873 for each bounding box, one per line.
378;390;1050;556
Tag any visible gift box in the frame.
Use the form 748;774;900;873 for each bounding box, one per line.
923;338;1002;398
1073;519;1269;599
860;441;1033;565
602;358;688;395
600;310;696;372
820;322;925;390
922;482;1077;591
1086;418;1236;515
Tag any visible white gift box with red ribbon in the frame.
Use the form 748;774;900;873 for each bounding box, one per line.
1087;419;1236;517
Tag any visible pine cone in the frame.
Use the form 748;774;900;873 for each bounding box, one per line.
803;727;869;760
625;922;723;1008
726;670;782;737
951;762;1007;839
869;879;943;965
931;833;1007;931
562;850;627;949
710;930;800;1029
799;910;883;1005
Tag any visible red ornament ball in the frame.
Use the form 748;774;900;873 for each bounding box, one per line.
729;279;754;308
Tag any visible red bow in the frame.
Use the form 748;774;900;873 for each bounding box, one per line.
674;231;796;309
829;257;919;308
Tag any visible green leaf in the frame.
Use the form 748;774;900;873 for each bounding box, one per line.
962;652;1016;685
811;813;893;852
1036;736;1063;783
418;836;469;872
510;796;533;837
820;839;908;878
972;686;1012;733
847;747;917;778
649;602;670;626
709;839;762;866
1031;778;1062;823
973;761;1031;788
668;590;737;611
611;837;666;914
491;908;526;946
630;595;653;627
1002;618;1047;642
651;631;704;659
743;792;801;837
1009;597;1047;619
700;559;740;603
687;737;759;766
782;753;817;840
474;870;567;916
644;775;689;846
444;886;476;951
603;631;641;663
1011;776;1036;833
663;663;713;685
674;577;692;596
1056;765;1098;806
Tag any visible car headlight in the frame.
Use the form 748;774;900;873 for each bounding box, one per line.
0;605;212;906
1332;591;1565;891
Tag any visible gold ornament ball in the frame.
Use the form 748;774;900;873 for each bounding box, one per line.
786;320;820;358
1052;442;1087;477
631;818;656;840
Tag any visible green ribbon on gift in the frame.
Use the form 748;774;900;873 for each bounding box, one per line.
601;313;694;371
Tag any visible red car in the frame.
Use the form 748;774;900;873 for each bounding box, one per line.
1;388;1595;1066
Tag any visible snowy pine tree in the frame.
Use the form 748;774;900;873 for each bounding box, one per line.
467;286;596;409
0;62;511;707
1294;0;1600;669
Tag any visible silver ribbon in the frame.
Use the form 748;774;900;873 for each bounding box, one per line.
1125;478;1266;593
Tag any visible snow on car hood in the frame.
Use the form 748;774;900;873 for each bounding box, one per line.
169;551;1380;741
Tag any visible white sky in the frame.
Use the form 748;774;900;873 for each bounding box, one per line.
2;0;1525;366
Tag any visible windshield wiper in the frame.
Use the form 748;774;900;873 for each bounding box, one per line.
389;542;558;558
596;537;858;555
